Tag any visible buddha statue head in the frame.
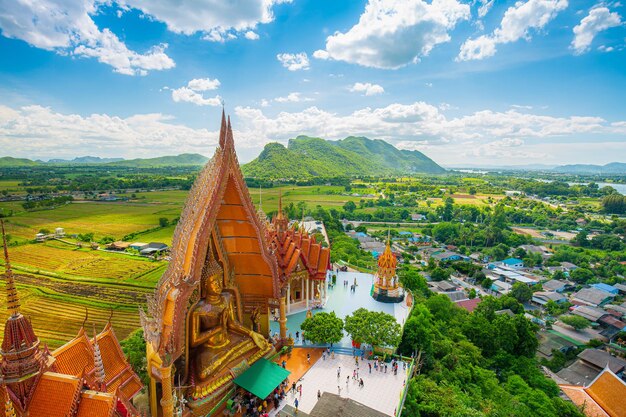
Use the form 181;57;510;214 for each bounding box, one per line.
203;256;224;303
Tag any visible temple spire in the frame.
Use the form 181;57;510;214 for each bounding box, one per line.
1;220;20;316
92;324;106;391
218;109;227;148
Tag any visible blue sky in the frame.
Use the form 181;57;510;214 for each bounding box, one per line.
0;0;624;167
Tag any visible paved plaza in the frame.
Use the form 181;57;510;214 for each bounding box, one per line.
270;271;411;347
273;351;408;417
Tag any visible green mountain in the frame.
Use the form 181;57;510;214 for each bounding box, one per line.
105;153;209;167
242;136;445;178
0;157;40;167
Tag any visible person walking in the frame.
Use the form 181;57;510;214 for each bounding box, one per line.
317;390;321;400
294;398;299;414
307;353;311;364
282;359;286;369
369;363;372;374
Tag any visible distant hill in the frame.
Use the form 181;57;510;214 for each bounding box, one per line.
553;162;626;174
0;153;208;168
47;156;124;164
0;157;40;167
105;153;209;167
242;135;445;178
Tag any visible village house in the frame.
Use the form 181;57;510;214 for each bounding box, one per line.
532;291;567;306
556;348;626;386
541;279;574;293
571;287;616;307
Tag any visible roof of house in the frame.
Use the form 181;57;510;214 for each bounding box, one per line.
502;257;523;265
445;291;468;302
542;279;571;292
614;283;626;293
310;393;388;417
591;283;619;294
455;297;481;312
571;305;608;322
598;315;626;330
578;349;626;374
429;280;456;292
533;291;566;303
572;288;615;306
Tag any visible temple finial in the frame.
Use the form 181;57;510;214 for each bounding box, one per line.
92;323;106;391
259;185;263;210
278;190;283;214
1;220;20;316
81;308;89;330
218;109;227;148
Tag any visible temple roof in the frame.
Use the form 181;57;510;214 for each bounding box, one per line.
52;322;142;399
28;372;82;417
143;111;280;361
270;222;331;283
75;391;116;417
560;367;626;417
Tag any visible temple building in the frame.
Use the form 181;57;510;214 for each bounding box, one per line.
268;195;331;315
371;238;404;303
141;113;330;416
559;366;626;417
0;221;142;417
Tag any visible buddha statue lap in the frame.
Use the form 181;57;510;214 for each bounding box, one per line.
190;261;269;382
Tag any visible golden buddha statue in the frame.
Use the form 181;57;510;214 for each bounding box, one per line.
190;258;270;381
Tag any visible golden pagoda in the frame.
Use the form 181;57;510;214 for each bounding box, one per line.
371;237;404;303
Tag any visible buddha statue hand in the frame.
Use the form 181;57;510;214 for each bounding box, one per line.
250;330;268;350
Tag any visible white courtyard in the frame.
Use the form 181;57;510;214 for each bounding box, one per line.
278;353;408;416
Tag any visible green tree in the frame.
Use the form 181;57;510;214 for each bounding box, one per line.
570;267;594;284
300;311;344;345
469;288;477;299
560;315;590;330
159;217;170;227
511;282;533;303
120;329;148;385
343;201;356;213
430;266;450;282
344;308;402;348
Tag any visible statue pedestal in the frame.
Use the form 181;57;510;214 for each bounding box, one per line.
372;286;404;303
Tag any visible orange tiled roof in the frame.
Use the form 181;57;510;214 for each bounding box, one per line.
76;391;116;417
586;368;626;417
560;367;626;417
52;327;95;381
270;225;330;283
560;385;609;417
96;323;143;399
28;372;82;417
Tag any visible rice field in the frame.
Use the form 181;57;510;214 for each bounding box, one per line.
5;243;165;286
0;279;143;348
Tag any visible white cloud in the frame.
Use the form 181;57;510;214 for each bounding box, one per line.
0;0;175;75
477;0;495;18
119;0;291;39
349;82;385;96
171;78;222;106
313;0;470;69
244;30;260;40
0;104;218;159
458;0;568;61
274;93;314;103
187;78;221;91
233;102;617;149
276;52;310;71
571;6;622;54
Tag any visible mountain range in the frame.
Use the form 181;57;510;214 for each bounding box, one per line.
552;162;626;174
0;153;208;168
241;136;445;178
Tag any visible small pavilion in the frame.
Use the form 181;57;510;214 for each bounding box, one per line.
371;238;404;303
